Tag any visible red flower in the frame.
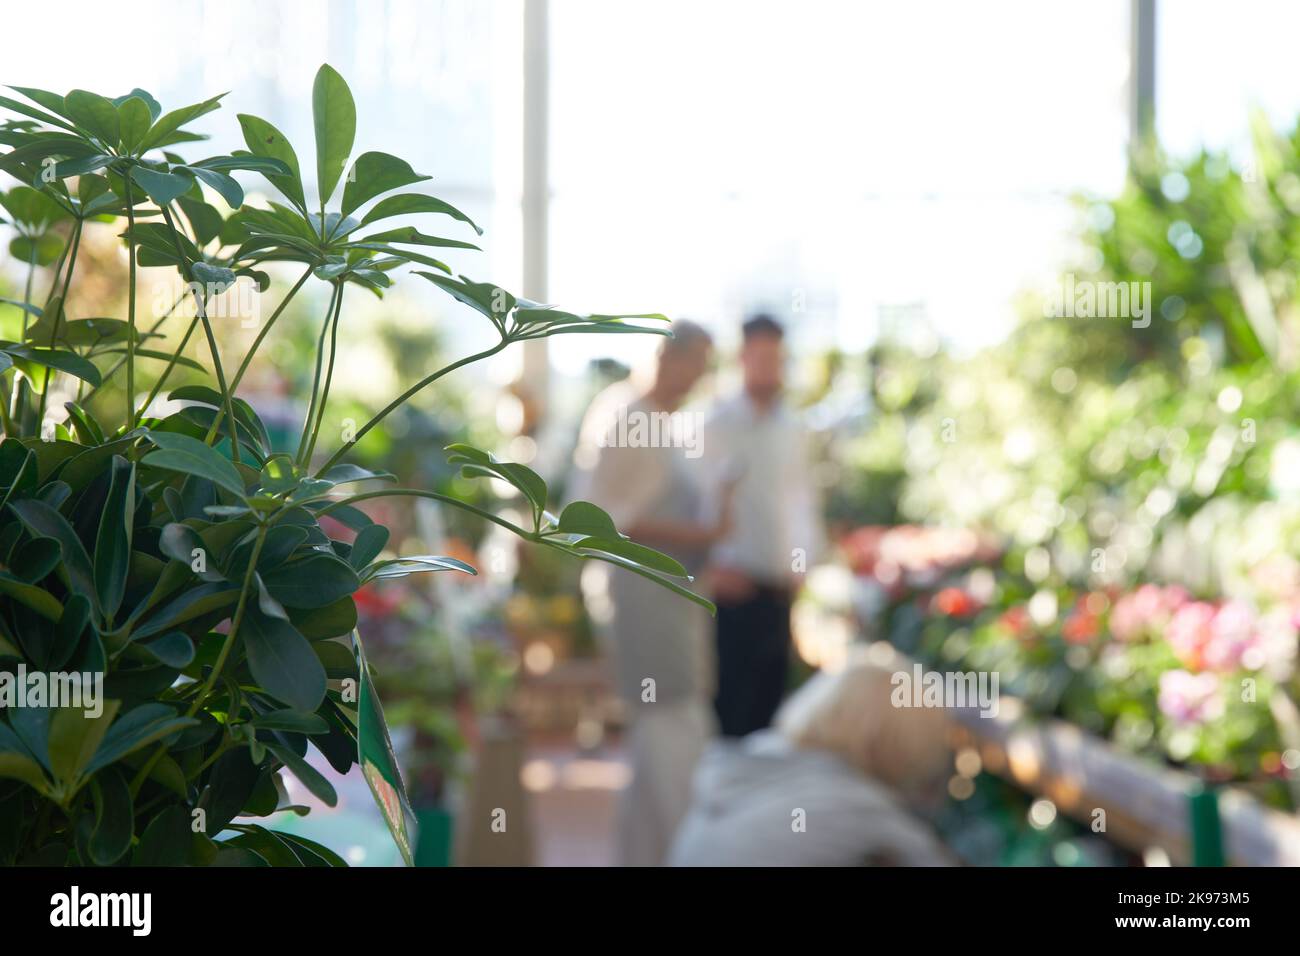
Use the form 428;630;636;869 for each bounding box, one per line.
998;605;1029;636
1063;610;1100;644
932;587;978;618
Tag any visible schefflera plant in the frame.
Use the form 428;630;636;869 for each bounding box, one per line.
0;65;709;867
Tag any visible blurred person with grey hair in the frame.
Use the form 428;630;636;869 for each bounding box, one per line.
667;643;955;866
571;319;735;866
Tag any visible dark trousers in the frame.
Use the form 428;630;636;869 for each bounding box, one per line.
713;584;793;738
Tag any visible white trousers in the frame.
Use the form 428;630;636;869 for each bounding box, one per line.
618;698;713;867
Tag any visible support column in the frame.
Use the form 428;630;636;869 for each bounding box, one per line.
521;0;550;421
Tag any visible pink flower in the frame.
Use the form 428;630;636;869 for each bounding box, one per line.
1158;670;1224;725
1203;600;1260;673
1254;603;1299;680
1166;601;1218;671
1111;584;1189;642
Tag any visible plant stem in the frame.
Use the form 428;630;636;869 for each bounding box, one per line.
295;283;340;467
19;247;36;340
134;313;202;421
129;525;268;798
190;526;267;717
81;290;187;406
314;338;508;477
315;487;533;539
301;283;344;467
203;265;314;444
35;219;83;426
124;177;138;429
159;205;240;462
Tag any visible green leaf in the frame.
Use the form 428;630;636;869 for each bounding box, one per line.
250;710;329;734
129;164;192;207
94;456;136;619
287;596;357;641
236;114;306;210
573;536;689;577
0;89;75;132
11;537;62;583
184;166;243;209
340;151;430;217
266;742;337;807
116;96;153;153
416;273;514;323
224;827;303;866
0;296;40;318
1;343;102;388
0;572;62;620
261;554;360;609
0;751;51;795
9;499;98;615
144;431;246;497
48;701;120;788
139;94;225;152
112;88;162;123
358;192;481;234
544;539;714;614
276;831;347;867
361;555;477;582
85;704;197;776
312;64;356;205
446;442;548;521
204;749;263;833
87;767;133;864
318;464;394;487
0;185;66;230
348;524;388;571
134;582;239;639
258;453;302;495
8;233;64;267
242;606;327;712
191;260;236;291
557;501;621;539
134;806;191;865
355;227;479;251
136;631;195;669
45;153;115;181
63;402;105;444
64;90;121;146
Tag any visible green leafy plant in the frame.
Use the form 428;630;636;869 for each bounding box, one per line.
0;66;708;867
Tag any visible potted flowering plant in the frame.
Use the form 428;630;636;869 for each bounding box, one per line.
0;65;709;866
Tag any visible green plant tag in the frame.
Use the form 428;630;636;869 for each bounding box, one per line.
352;631;415;866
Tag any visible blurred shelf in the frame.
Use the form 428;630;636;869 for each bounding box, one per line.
950;699;1300;866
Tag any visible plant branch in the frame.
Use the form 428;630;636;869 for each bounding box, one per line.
314;487;533;539
302;282;344;466
159;205;240;462
296;282;341;466
35;218;83;426
134;312;202;420
314;337;508;477
81;291;187;406
129;525;268;798
124;176;138;429
204;265;314;444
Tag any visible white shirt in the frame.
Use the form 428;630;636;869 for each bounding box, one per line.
570;389;713;704
702;393;822;583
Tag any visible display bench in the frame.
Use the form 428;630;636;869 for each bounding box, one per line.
949;697;1300;866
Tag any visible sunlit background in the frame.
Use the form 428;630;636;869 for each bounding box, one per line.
6;0;1300;867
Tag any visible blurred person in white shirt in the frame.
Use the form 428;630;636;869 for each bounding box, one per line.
703;314;823;737
571;320;733;866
